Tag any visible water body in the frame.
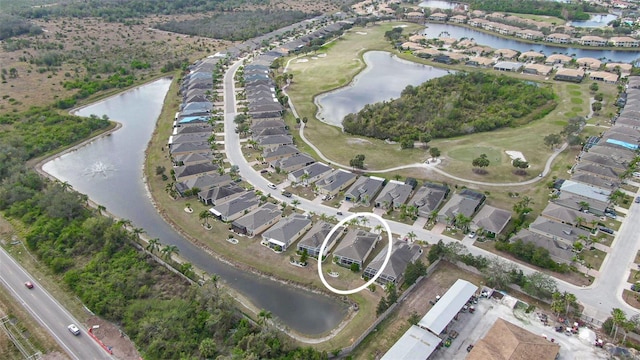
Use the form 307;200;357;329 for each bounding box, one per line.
418;0;465;10
422;23;640;63
569;13;618;28
42;78;347;335
316;51;450;127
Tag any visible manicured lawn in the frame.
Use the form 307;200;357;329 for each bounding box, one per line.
596;233;614;247
571;97;584;104
579;248;607;271
622;184;639;193
510;13;565;25
628;269;640;284
623;289;640;310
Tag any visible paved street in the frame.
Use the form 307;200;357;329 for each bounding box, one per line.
0;247;111;360
224;59;640;323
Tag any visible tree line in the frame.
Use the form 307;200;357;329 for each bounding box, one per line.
468;0;607;21
342;72;557;142
156;9;317;41
0;14;42;40
0;107;330;359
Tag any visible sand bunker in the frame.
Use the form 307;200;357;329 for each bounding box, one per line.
347;138;372;145
505;150;527;163
296;59;309;63
356;31;368;35
317;53;327;58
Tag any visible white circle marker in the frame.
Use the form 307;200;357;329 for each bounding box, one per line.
318;212;393;295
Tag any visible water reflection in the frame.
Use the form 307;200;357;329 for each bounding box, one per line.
316;51;449;127
569;14;618;28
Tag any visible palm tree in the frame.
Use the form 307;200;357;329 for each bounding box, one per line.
406;231;417;243
374;224;384;234
455;213;471;232
146;238;160;253
575;216;585;228
132;227;145;239
359;216;369;227
161;245;179;260
117;218;132;229
257;309;272;325
611;308;627;341
291;199;301;210
96;204;106;215
199;210;212;228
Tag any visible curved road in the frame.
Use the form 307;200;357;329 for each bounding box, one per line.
0;247;111;360
230;59;640;322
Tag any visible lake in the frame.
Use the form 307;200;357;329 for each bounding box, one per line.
569;14;618;28
42;78;348;335
422;23;640;63
316;51;450;127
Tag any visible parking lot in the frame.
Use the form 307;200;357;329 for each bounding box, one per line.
430;294;609;360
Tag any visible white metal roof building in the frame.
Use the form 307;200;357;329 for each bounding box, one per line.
381;325;442;360
418;279;478;335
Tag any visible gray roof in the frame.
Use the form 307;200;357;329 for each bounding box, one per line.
608;125;640;139
579;152;628;170
270;153;315;171
316;169;357;192
587;144;635;162
211;191;259;219
262;214;312;248
250;119;286;132
253;127;288;138
471;205;512;235
290;162;333;181
263;145;300;159
375;180;413;207
174;124;213;135
494;61;523;71
297;221;343;252
257;134;293;146
570;172;620;189
169;132;210;145
439;190;485;220
173;152;214;166
410;183;449;214
183;102;213;112
615;116;640;127
334;229;379;264
364;240;422;282
529;217;592;243
175;174;232;194
511;229;573;264
345;176;385;203
553;192;608;213
381;325;441;360
198;184;245;205
418;279;478;334
541;202;599;226
174;162;218;180
560;179;611;202
231;202;281;233
169;141;210;154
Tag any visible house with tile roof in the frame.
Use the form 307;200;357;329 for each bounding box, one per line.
261;214;312;251
174;162;219;182
345;176;385;206
510;229;573;264
470;205;512;237
363;241;422;286
262;145;300;162
375;180;413;209
437;189;486;223
231;202;282;237
198;184;246;206
297;221;344;258
288;162;333;185
541;203;599;230
409;182;450;218
315;169;357;196
209;191;259;222
175;174;233;197
529;217;592;246
270;153;315;173
333;229;380;269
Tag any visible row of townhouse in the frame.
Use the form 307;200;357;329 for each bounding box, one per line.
509;76;640;264
430;12;640;47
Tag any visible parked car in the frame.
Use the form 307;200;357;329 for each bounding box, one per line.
468;231;476;238
281;191;292;198
267;183;277;189
599;227;614;235
636;196;640;204
24;281;34;289
260;169;269;174
67;324;81;336
337;211;343;216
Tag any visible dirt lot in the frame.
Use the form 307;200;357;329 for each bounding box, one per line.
87;316;140;360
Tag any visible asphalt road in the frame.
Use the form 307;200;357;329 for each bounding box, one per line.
224;58;640;322
0;247;111;360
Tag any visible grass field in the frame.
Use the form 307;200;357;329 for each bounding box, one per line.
510;13;566;25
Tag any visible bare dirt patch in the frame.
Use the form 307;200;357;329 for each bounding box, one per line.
87;316;140;360
623;289;640;310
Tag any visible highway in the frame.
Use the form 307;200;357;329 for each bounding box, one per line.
223;58;640;322
0;247;111;360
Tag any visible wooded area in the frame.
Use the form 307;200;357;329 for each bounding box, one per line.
156;9;317;41
468;0;607;21
342;72;557;141
0;14;41;40
0;107;329;359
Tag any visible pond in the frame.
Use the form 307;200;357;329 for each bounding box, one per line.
418;0;467;10
569;13;618;28
316;51;450;127
42;78;348;335
421;23;640;63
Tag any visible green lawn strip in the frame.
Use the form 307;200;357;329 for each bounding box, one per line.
622;184;639;193
510;13;565;25
628;269;640;284
579;248;606;271
442;229;465;240
601;219;622;231
595;233;614;247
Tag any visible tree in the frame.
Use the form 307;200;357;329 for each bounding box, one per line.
385;282;398;304
591;101;602;113
429;147;441;160
611;308;627;341
522;272;557;300
300;249;308;265
161;244;179;260
350;154;365;169
291;199;300;210
132;227;145;239
96;204;106;215
512;158;529;175
590;82;599;92
454;213;471;232
482;257;516;290
199;338;217;358
472;153;490;173
404;261;427;286
257;309;272;325
199;210;212;228
544;133;562;149
406;231;417;243
350;263;360;272
408;311;421;325
146;238;160;253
